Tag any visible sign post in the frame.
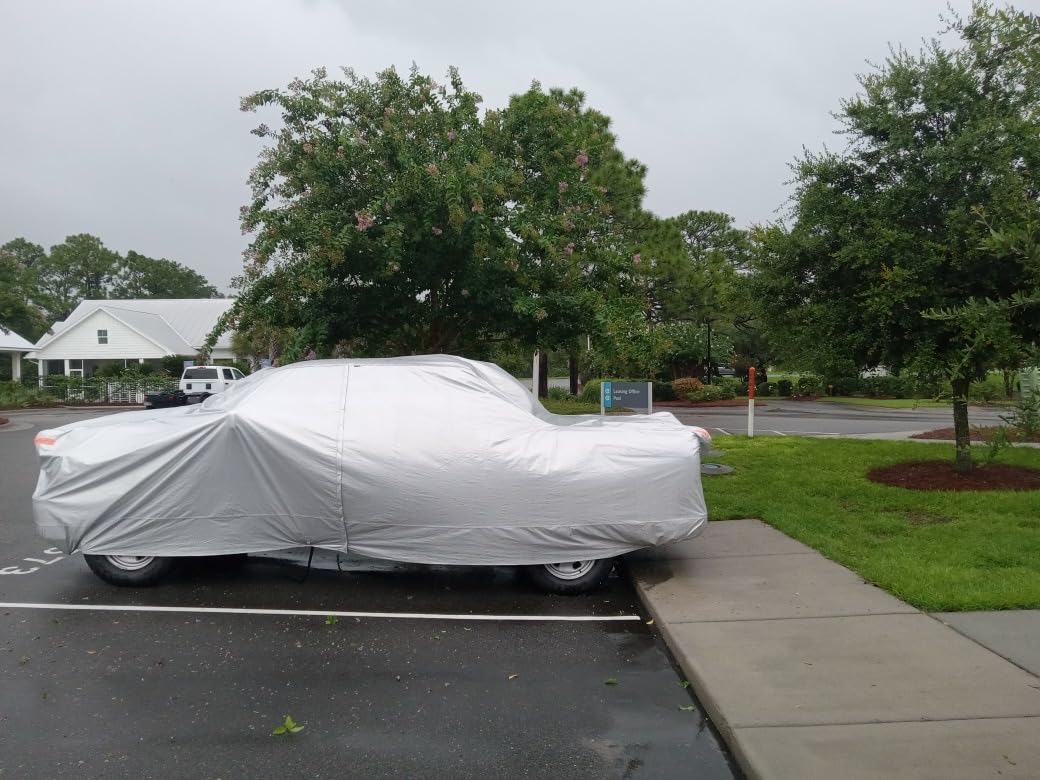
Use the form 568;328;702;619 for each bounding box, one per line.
601;381;652;415
747;367;756;438
531;351;540;397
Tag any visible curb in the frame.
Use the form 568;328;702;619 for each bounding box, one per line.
621;559;759;780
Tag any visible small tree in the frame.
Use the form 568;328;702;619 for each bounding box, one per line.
754;2;1040;471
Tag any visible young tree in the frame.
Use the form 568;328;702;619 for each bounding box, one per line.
754;2;1040;471
213;66;646;361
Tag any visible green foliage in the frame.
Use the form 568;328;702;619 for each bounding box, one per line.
752;3;1040;469
687;384;736;403
671;377;704;396
541;397;601;415
218;65;646;358
272;714;304;736
1001;390;1040;437
0;239;48;340
546;386;570;401
796;375;823;395
2;234;221;328
0;381;54;408
776;379;793;397
112;250;220;299
324;615;338;625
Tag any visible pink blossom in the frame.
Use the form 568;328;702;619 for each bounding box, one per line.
426;163;440;176
388;261;400;273
535;308;548;321
632;253;642;265
302;142;315;156
432;226;443;236
508;260;519;272
355;211;375;231
575;150;589;167
471;202;483;213
558;181;569;193
446;130;457;142
564;242;575;255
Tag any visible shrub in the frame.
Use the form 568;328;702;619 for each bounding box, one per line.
653;383;677;402
776;379;793;397
826;375;863;396
797;374;823;395
968;381;1001;403
861;375;909;398
687;385;737;403
672;377;704;397
547;386;570;401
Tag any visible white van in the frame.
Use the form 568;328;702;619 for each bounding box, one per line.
179;365;246;400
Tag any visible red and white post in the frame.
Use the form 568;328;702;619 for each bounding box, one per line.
747;366;756;438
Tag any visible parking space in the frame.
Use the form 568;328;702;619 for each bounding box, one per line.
0;410;738;779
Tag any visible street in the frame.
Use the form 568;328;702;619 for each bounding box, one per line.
669;400;1004;438
0;409;738;780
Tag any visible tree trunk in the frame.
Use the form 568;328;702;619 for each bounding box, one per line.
538;351;549;399
569;353;579;396
1003;369;1014;400
951;376;972;473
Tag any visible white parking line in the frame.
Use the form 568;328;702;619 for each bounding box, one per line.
714;428;730;435
0;602;642;623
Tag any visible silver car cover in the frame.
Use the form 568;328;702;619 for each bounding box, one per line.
32;356;709;565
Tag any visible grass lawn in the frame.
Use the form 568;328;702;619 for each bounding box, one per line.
817;396;953;409
541;397;602;415
703;437;1040;611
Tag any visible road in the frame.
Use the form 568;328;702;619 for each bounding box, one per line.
0;409;738;780
666;399;1005;438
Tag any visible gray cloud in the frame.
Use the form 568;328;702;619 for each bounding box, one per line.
1;0;1021;291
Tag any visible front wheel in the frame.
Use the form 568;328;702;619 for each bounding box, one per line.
84;554;176;587
525;558;615;595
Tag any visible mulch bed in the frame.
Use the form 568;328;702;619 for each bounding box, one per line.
656;399;766;408
911;426;1040;444
868;461;1040;492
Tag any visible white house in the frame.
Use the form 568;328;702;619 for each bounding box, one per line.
27;299;238;378
1;326;36;381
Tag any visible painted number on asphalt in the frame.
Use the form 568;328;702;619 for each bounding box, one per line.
0;548;66;575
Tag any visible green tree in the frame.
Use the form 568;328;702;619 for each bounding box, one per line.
754;2;1040;471
214;66;646;362
34;234;120;320
112;250;220;299
0;239;47;340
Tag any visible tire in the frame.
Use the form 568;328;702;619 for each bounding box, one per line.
525;558;615;595
84;554;176;587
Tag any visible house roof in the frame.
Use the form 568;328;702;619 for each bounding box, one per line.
0;325;36;352
32;298;236;355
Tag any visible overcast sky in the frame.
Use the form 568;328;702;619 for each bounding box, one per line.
2;0;1033;292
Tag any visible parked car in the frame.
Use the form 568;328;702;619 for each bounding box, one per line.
715;366;736;377
33;356;710;594
179;365;246;400
143;389;187;409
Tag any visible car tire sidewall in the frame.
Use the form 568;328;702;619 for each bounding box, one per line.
525;558;615;595
84;554;176;587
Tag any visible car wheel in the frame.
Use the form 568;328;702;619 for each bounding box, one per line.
525;558;615;595
84;554;176;587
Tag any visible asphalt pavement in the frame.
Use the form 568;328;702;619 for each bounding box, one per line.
0;409;739;780
668;400;1004;438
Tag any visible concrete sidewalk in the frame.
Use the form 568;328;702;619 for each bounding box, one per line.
626;520;1040;780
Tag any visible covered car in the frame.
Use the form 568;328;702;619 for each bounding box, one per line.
32;356;709;593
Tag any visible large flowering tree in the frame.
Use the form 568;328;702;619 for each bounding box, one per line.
213;66;646;358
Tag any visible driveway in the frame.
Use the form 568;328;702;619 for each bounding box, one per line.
0;409;738;779
667;400;1004;438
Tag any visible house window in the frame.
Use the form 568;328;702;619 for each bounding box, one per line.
97;329;108;344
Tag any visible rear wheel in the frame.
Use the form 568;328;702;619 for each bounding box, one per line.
525;558;615;595
84;554;176;587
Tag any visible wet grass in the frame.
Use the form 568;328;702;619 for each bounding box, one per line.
818;396;953;409
703;437;1040;611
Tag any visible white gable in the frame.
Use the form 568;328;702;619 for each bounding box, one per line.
0;326;36;352
32;309;171;360
32;298;237;359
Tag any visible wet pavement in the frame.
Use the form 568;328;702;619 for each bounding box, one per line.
0;410;739;779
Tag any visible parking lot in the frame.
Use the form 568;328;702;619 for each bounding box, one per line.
0;409;738;779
